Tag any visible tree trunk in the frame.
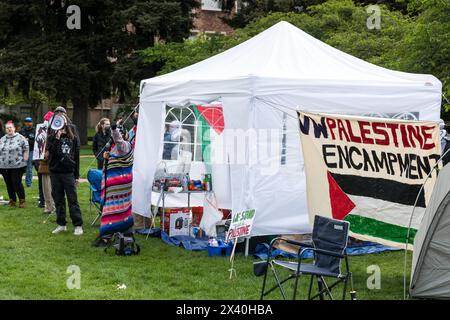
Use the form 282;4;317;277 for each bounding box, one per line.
71;96;88;145
31;101;39;123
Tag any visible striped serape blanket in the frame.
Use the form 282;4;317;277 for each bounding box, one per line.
100;150;134;236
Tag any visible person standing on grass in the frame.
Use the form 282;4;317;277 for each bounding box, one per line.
19;117;37;189
0;121;29;208
92;118;111;169
38;112;56;214
47;114;83;236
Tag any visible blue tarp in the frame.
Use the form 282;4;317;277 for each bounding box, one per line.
253;241;400;260
135;228;400;257
135;229;211;251
135;228;161;238
161;231;210;251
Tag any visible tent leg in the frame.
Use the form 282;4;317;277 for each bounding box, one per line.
245;237;250;257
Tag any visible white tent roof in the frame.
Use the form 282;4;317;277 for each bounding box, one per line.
141;21;440;91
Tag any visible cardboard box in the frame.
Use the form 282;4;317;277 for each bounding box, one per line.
160;208;190;236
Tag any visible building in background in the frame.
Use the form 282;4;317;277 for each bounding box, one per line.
191;0;238;37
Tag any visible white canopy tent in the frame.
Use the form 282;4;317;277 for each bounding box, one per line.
133;21;442;236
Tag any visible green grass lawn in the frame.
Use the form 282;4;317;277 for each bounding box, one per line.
0;181;411;300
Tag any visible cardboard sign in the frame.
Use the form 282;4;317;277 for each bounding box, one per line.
33;122;48;161
226;209;256;241
169;211;190;237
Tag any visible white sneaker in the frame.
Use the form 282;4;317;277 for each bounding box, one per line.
52;225;67;234
74;226;84;236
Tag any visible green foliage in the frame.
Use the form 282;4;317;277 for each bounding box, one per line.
140;33;241;75
226;0;412;28
142;0;449;117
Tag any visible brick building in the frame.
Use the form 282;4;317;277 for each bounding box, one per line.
192;0;238;36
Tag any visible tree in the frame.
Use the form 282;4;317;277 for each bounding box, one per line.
143;0;449;117
0;0;198;144
224;0;413;28
387;0;450;120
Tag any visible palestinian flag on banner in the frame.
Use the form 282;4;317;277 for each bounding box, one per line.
193;104;224;163
298;111;441;248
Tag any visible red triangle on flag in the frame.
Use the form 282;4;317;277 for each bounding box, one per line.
196;105;225;135
327;171;356;220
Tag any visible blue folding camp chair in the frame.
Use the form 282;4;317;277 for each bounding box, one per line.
87;169;103;226
260;215;355;300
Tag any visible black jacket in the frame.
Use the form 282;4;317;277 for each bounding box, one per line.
93;131;111;160
47;133;80;179
19;126;36;151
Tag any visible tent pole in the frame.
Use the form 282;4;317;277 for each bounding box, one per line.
245;237;250;257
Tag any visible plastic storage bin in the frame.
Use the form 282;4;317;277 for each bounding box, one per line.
207;241;233;257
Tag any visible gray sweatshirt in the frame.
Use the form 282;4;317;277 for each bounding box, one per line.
0;133;29;169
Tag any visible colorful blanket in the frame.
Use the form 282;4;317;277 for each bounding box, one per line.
100;150;134;236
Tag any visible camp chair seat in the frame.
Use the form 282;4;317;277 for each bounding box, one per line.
87;169;103;226
272;260;341;278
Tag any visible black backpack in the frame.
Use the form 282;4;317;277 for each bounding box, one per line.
104;232;140;256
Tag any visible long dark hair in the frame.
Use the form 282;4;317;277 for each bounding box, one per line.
64;122;75;140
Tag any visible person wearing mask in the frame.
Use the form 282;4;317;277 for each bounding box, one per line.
52;106;80;146
92;118;111;169
0;121;29;208
19;117;37;189
47;114;83;235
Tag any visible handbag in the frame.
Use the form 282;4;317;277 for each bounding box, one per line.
38;159;49;174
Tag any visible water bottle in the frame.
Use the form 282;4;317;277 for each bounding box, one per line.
182;174;188;191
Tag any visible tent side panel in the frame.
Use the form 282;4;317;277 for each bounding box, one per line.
411;197;450;298
132;101;165;217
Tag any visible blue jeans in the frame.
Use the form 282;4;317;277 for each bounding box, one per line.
25;152;34;187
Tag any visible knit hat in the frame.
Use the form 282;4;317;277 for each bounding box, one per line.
24;117;33;123
54;106;67;114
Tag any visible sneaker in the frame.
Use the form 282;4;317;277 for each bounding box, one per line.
74;227;84;236
52;225;67;234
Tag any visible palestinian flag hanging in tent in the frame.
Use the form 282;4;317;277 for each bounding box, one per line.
193;104;225;163
298;111;441;248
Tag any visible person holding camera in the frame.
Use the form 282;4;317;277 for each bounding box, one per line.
92;118;111;169
47;114;83;235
